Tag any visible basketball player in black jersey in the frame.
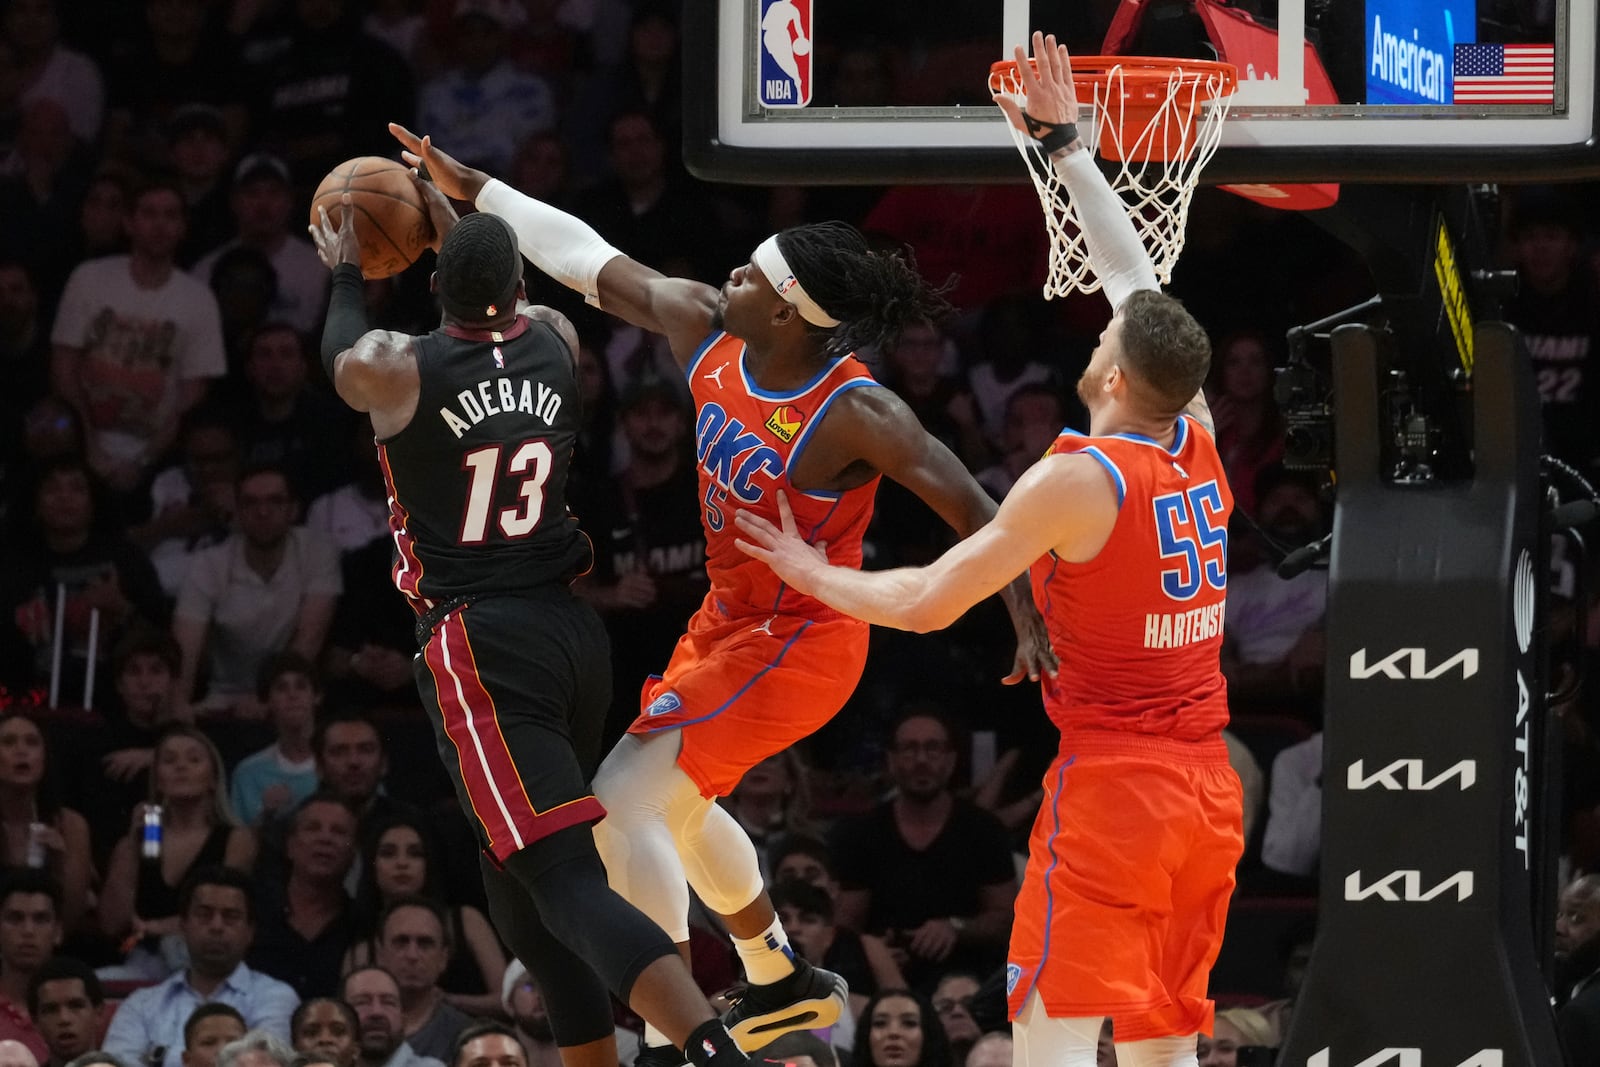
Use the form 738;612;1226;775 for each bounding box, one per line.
310;188;750;1067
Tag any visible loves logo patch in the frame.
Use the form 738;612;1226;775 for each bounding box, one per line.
765;404;804;443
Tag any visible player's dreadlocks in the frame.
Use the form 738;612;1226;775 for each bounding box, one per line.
777;222;954;358
436;212;523;322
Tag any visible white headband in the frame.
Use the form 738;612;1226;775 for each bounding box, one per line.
753;235;839;328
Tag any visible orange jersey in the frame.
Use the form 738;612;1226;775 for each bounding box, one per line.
688;331;880;620
1030;416;1233;743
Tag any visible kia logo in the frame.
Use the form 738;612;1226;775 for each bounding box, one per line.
1349;648;1480;680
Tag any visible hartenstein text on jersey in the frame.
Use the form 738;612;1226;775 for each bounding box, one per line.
1144;602;1225;650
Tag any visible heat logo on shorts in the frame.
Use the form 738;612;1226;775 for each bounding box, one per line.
646;691;683;717
758;0;814;108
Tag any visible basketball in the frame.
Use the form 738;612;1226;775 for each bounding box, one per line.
310;157;432;279
792;37;810;57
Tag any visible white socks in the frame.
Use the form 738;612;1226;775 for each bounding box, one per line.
732;915;797;985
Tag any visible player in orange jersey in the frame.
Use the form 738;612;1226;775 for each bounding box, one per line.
389;126;1055;1062
736;33;1244;1067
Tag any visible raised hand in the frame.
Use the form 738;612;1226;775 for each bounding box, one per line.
309;194;361;271
388;123;490;203
411;170;460;251
993;31;1082;144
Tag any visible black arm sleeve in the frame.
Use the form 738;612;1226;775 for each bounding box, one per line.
320;263;369;379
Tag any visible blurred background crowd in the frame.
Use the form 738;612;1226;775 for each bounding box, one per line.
2;1;1600;1066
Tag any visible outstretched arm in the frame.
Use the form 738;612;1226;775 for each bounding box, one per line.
994;32;1158;308
309;193;419;426
736;453;1117;633
805;388;1056;681
995;32;1213;428
389;124;718;365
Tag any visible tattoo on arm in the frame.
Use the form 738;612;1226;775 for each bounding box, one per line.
1183;391;1216;435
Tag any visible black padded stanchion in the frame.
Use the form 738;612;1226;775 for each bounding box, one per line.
1277;320;1562;1065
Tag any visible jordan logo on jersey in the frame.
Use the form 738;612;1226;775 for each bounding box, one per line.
764;404;804;443
704;361;729;387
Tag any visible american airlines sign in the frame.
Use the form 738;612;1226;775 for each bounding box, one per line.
1349;647;1480;680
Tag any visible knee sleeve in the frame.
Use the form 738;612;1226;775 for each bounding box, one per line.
593;734;696;941
503;824;678;1001
668;792;764;917
1114;1036;1199;1067
1013;995;1102;1067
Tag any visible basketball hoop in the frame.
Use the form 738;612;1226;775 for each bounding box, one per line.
989;56;1237;299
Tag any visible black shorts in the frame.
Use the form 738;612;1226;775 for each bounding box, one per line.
412;589;612;862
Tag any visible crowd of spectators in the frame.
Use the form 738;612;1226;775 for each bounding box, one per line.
4;1;1600;1066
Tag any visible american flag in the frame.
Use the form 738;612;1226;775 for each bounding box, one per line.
1453;43;1555;104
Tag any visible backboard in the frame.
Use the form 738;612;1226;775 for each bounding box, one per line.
684;0;1600;186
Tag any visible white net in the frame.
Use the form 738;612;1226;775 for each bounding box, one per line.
990;60;1236;300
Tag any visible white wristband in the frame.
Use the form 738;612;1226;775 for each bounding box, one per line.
474;179;623;308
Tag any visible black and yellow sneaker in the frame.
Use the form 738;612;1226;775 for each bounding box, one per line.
721;958;849;1049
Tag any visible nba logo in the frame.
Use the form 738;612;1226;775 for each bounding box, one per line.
758;0;813;108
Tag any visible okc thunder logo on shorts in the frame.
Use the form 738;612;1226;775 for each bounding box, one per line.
646;690;683;717
758;0;813;108
1005;963;1023;995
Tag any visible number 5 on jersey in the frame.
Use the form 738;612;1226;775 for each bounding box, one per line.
1153;480;1227;601
459;440;553;544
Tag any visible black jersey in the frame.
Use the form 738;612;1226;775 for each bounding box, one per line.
376;315;590;612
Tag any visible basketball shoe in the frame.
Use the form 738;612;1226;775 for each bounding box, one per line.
722;957;849;1048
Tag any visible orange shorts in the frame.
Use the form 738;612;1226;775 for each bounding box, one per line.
1006;734;1243;1042
628;606;869;797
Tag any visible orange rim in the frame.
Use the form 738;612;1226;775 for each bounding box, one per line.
988;55;1239;97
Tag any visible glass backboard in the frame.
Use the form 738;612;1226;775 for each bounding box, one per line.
684;0;1600;186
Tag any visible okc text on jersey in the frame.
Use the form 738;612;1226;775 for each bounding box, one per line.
696;402;784;505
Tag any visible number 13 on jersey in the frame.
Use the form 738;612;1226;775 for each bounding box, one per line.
1152;480;1227;601
458;439;553;544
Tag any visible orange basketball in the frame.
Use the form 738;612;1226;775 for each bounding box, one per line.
310;157;432;279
